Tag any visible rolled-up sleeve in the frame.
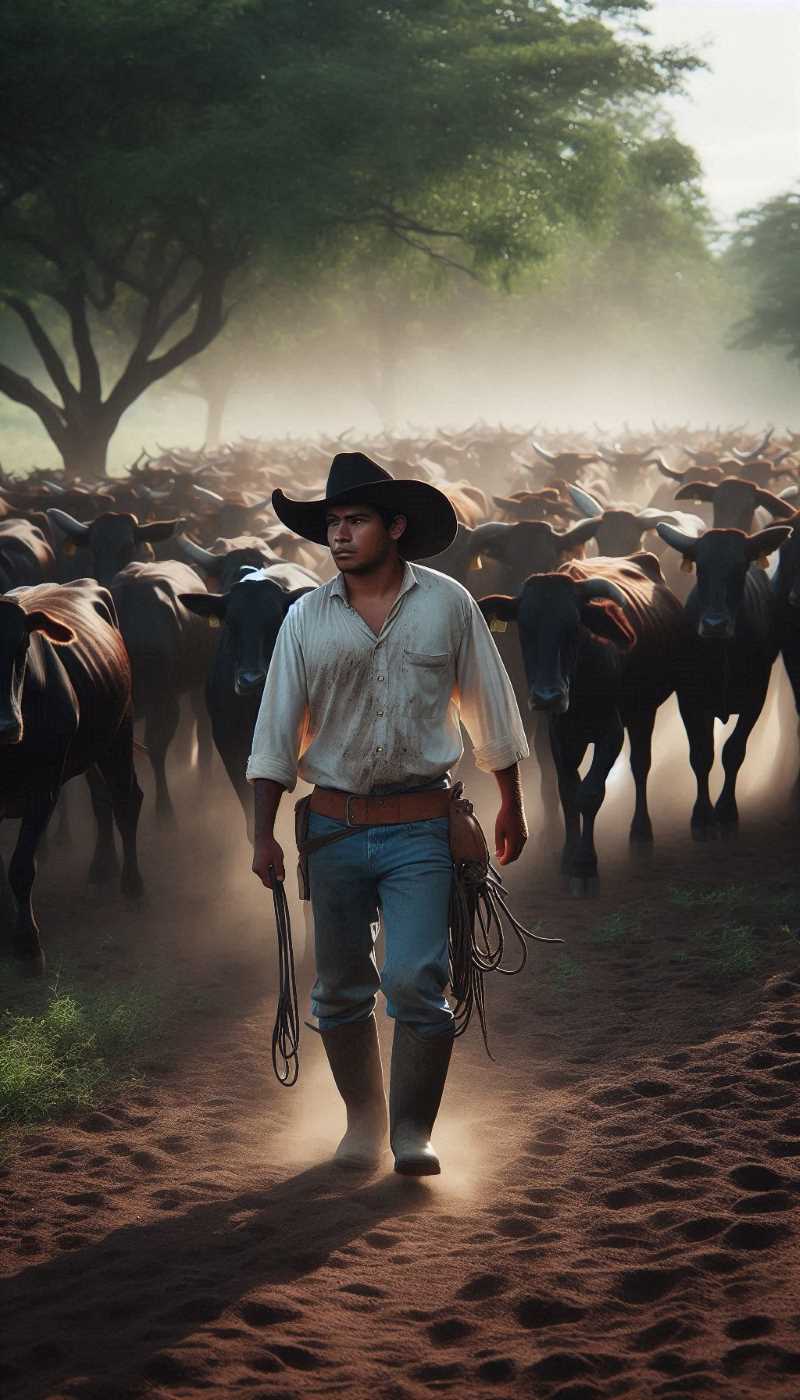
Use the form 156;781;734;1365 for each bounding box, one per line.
246;608;308;792
455;597;529;772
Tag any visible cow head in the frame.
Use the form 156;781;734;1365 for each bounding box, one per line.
0;598;75;744
176;534;276;594
480;573;634;714
47;509;186;586
180;569;312;696
657;523;792;639
674;477;795;532
469;517;600;591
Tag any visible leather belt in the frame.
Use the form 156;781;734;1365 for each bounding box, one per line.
309;786;452;826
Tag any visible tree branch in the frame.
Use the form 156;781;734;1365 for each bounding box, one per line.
104;265;228;422
1;295;79;409
62;284;102;402
0;361;68;448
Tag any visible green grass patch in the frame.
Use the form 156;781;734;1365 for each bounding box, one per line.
550;952;584;995
0;985;166;1129
591;909;642;946
668;884;748;910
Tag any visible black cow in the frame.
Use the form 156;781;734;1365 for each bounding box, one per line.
429;516;602;826
111;562;218;822
0;520;56;591
0;581;143;973
656;522;792;836
480;556;684;891
46;508;185;586
766;512;800;801
180;562;317;832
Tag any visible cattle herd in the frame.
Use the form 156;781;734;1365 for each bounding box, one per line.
1;422;799;973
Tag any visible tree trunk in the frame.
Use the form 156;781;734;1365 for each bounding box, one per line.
203;379;230;450
60;421;113;481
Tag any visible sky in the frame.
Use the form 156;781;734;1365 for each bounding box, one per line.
644;0;799;229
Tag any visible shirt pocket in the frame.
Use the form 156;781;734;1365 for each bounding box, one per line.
402;649;453;720
403;650;450;669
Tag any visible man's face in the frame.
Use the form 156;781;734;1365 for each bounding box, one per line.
326;503;406;574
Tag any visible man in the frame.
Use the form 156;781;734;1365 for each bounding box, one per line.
248;452;528;1176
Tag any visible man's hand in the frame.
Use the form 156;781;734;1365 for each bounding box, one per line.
252;835;286;888
494;802;528;866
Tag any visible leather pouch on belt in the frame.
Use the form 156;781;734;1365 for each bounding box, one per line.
447;780;489;871
294;793;312;901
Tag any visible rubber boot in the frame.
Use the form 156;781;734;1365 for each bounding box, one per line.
389;1021;454;1177
319;1016;388;1169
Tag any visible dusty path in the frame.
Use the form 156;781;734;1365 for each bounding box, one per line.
2;693;800;1399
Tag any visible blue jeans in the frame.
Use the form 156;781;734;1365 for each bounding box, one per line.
307;813;454;1039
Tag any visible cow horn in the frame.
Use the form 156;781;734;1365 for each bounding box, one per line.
46;508;91;539
568;484;604;519
192;484;225;505
656;522;698;555
530;441;556;464
657;458;689;481
176;534;220;570
680;446;700;461
576;577;628;607
42;480;67;495
779;484;799;501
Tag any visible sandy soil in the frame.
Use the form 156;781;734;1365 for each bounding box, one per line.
1;682;800;1400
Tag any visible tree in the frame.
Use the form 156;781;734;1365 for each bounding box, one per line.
728;190;800;367
0;0;699;476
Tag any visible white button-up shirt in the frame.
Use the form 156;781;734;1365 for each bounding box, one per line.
246;562;528;794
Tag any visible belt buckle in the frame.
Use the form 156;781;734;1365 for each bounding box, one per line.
345;794;360;827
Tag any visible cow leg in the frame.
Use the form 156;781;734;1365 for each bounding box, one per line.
95;721;145;899
572;715;625;893
8;796;58;973
678;699;716;839
549;720;586;879
191;687;214;776
627;707;658;844
86;764;120;884
144;690;180;824
532;711;560;833
716;699;764;830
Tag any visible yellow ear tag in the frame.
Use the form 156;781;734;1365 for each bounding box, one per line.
755;555;769;570
469;555;483;571
680;557;694;574
62;539;78;558
208;615;221;628
490;618;508;634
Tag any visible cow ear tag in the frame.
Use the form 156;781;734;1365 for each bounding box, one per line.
208;615;221;628
62;539;77;557
755;555;769;570
469;555;483;571
680;556;694;574
490;618;508;634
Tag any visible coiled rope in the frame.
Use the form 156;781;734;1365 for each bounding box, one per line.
449;859;563;1060
270;869;301;1086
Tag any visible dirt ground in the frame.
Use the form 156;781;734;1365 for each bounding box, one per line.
1;680;800;1400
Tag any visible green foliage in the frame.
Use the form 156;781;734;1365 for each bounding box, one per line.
0;0;703;468
0;987;164;1127
729;190;800;367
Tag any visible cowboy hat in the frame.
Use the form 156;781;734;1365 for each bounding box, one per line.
271;453;458;561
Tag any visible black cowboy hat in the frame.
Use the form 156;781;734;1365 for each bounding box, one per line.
271;453;458;561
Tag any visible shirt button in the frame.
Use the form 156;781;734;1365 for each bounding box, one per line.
376;710;384;716
376;746;384;753
376;674;385;681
